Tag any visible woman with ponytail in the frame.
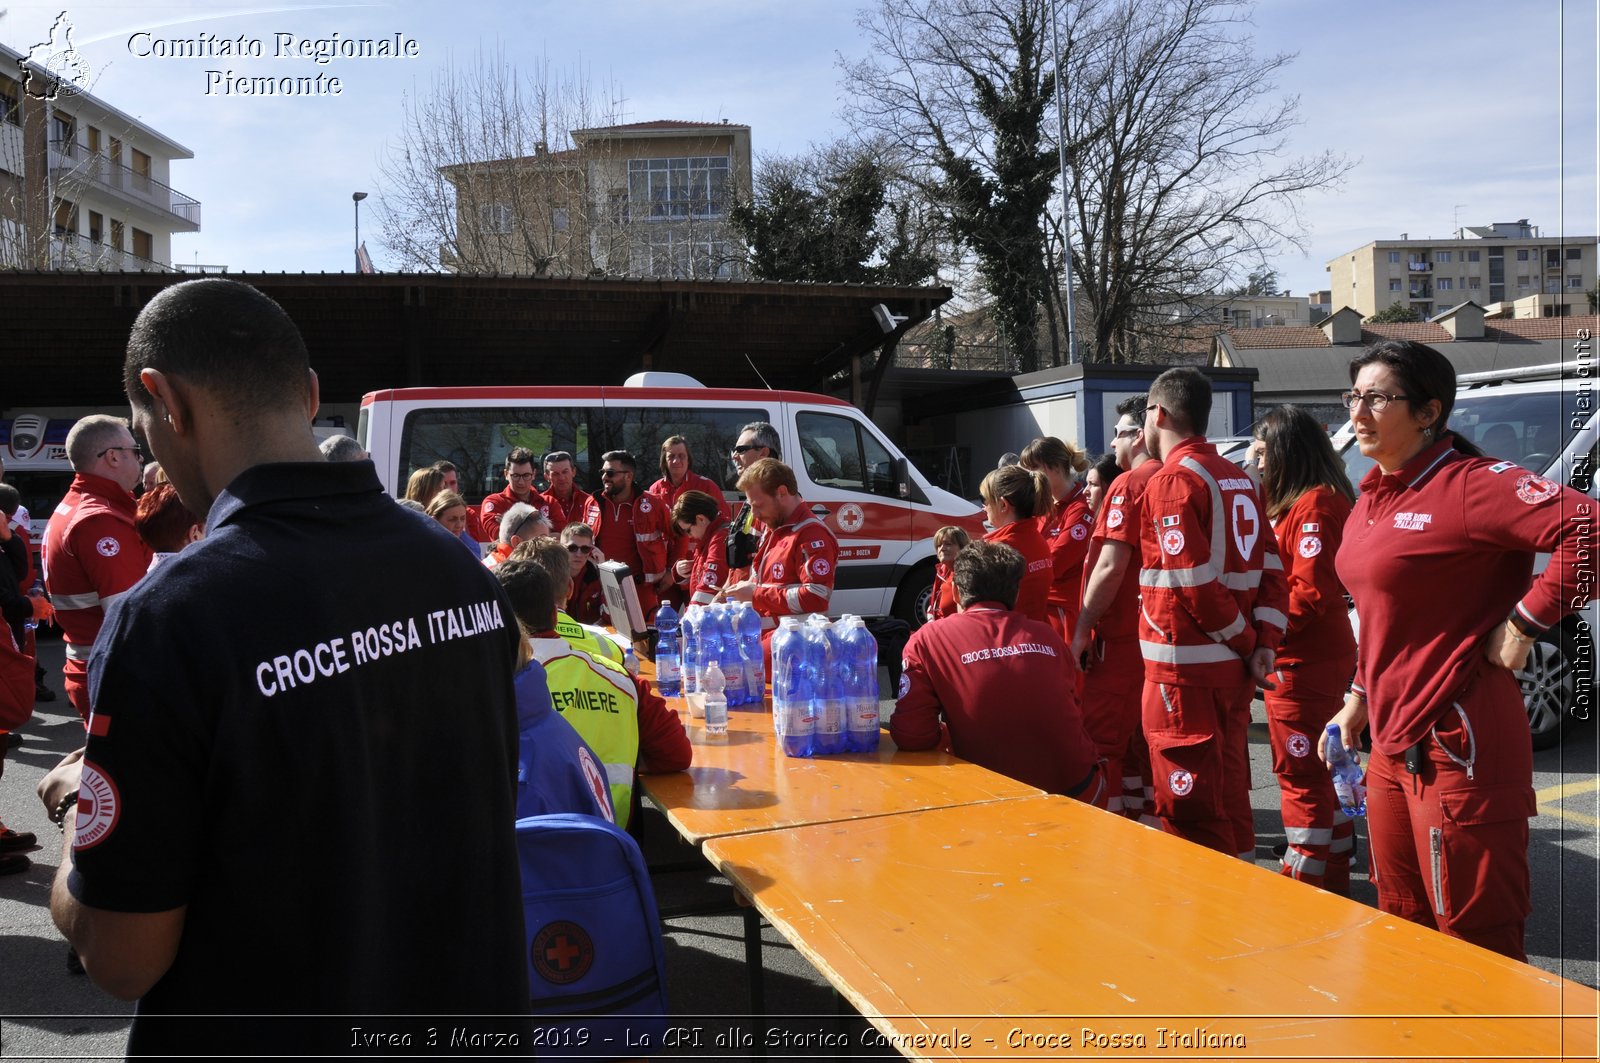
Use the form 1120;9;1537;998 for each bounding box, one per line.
979;465;1054;622
1020;436;1094;641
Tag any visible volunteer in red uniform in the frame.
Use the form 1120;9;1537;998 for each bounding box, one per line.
582;450;670;619
649;436;731;610
1138;368;1288;858
559;523;606;625
892;540;1104;803
1020;436;1094;641
721;459;838;661
670;490;731;608
722;422;779;588
542;451;593;539
978;465;1053;622
1326;340;1592;961
480;447;567;540
925;526;971;623
42;415;153;721
1073;395;1161;822
1248;405;1358;892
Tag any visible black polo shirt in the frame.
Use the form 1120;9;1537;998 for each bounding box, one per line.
73;460;529;1055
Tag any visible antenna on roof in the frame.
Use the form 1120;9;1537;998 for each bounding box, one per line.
744;353;773;390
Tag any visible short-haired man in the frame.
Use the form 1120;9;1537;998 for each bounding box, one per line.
542;451;592;534
480;446;567;540
722;459;838;663
42;414;153;720
1072;392;1160;822
483;501;551;569
318;434;367;462
581;450;670;620
511;537;689;826
1137;367;1287;858
559;522;605;625
724;421;779;579
891;541;1104;801
37;278;528;1054
492;559;616;822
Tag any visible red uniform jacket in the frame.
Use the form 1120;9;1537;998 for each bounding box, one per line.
1271;485;1356;673
549;487;594;531
1039;483;1094;619
1137;437;1288;687
583;491;671;612
647;471;730;521
1336;437;1595;754
928;562;958;622
479;486;568;540
566;562;605;625
892;604;1098;795
42;474;153;664
983;519;1052;622
752;502;838;629
682;519;731;607
1087;459;1162;642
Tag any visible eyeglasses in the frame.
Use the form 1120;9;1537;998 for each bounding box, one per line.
508;472;536;482
731;444;764;455
600;469;627;478
1341;389;1410;412
566;544;593;554
97;445;144;461
1112;426;1139;439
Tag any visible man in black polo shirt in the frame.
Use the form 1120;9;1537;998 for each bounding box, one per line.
38;279;529;1054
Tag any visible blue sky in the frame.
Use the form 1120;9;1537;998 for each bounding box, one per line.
4;0;1595;301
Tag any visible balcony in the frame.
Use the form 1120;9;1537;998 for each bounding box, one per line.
1407;260;1432;272
1409;286;1433;299
49;231;177;272
49;141;201;230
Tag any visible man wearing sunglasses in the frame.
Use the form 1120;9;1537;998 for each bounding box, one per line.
41;416;153;720
581;451;670;620
559;522;606;625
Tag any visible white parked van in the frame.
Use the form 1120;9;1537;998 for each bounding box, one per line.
358;374;987;625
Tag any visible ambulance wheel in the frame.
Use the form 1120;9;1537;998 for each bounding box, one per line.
1520;625;1584;752
894;561;936;631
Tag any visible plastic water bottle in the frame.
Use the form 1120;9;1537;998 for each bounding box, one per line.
654;602;681;696
843;617;880;753
735;603;765;709
810;617;846;754
772;618;814;758
680;605;701;699
1325;723;1366;817
703;661;728;738
719;605;748;707
697;605;724;697
622;646;641;677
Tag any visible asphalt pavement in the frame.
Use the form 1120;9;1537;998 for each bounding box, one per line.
1;638;1595;1060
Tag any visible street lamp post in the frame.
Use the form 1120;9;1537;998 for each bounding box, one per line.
352;191;368;272
1048;1;1079;364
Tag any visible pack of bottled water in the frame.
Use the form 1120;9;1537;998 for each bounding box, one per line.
771;613;879;758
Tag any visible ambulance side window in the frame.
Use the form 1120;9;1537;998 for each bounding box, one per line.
603;406;770;495
399;407;596;505
796;412;898;499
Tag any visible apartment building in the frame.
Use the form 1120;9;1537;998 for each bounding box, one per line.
1325;220;1596;320
440;119;751;280
1;40;199;271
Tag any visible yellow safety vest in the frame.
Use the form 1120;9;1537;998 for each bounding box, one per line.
528;635;640;826
556;611;626;667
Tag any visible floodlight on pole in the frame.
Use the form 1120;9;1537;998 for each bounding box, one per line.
352;192;368;272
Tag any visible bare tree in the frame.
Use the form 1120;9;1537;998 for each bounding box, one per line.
1061;0;1350;362
376;48;628;276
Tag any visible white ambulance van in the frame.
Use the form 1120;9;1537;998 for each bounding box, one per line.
358;374;986;625
1;412;75;574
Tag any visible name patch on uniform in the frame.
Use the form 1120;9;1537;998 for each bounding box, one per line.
1216;477;1254;492
1298;536;1322;558
1393;512;1432;531
95;536;120;557
1107;509;1125;529
1161;515;1181;528
1161;528;1185;555
1515;473;1559;505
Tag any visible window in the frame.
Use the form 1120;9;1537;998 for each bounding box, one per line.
552;208;569;233
1516;249;1530;261
796;412;900;500
636;230;733;279
132;227;152;261
52;198;77;236
1230;309;1250;328
110;219;124;250
1570;276;1585;289
1387;251;1401;263
1517;274;1530;288
479;203;512;234
131;148;151;188
1388;279;1402;292
0;75;19;126
1437;278;1452;290
604;405;771;498
399;406;599;504
626;156;730;219
1469;276;1481;289
1437;251;1453;263
50;112;73;153
88;210;102;243
1568;247;1583;260
1467;250;1481;262
1546;250;1562;266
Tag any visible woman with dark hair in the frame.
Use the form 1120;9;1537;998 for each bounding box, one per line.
649;435;730;610
979;465;1053;622
1020;436;1094;641
927;525;972;623
670;489;731;608
1327;339;1591;960
1083;455;1121;517
1248;405;1358;893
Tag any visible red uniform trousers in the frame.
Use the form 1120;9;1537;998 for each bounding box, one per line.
1264;659;1356;893
1079;634;1148;819
1142;678;1255;858
1364;664;1534;961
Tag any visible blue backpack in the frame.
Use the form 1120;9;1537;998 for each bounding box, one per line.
515;813;669;1060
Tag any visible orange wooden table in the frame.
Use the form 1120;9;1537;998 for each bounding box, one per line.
704;795;1600;1062
638;703;1043;846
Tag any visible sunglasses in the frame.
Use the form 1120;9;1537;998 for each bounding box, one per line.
566;544;593;554
600;469;627;478
731;444;763;454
